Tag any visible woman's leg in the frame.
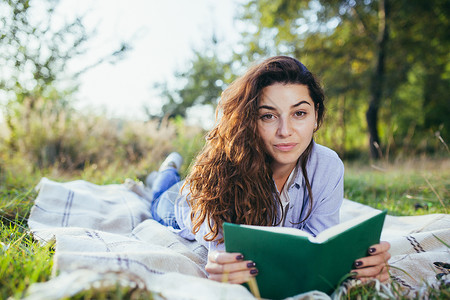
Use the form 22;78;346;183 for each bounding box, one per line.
149;152;183;229
151;179;184;229
151;167;180;200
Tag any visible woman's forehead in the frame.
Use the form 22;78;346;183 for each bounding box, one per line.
259;83;313;107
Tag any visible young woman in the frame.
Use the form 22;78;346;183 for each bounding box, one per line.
149;56;391;285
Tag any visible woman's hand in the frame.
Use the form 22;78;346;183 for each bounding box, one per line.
352;241;391;283
205;250;258;284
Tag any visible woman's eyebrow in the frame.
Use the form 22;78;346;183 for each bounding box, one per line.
292;100;311;108
258;100;311;110
258;105;276;110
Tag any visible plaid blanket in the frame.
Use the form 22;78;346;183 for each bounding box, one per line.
26;177;449;299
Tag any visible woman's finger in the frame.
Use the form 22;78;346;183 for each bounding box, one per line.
367;241;391;256
352;263;387;278
208;250;244;264
353;251;391;270
352;241;391;283
358;271;390;283
354;265;390;283
206;260;256;274
208;268;258;284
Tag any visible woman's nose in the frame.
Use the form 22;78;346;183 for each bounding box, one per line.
277;118;292;137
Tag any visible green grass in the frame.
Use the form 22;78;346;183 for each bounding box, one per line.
344;158;449;216
341;278;450;299
0;156;449;299
0;219;53;299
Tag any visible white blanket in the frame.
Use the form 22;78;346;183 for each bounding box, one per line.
26;178;450;299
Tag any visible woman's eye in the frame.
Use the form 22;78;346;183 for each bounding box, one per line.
260;114;274;120
294;111;306;117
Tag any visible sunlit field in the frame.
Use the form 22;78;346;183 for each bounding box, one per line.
1;118;448;299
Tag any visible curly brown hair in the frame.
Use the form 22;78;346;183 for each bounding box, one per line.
185;56;325;244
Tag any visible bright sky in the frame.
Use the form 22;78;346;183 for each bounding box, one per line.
57;0;242;123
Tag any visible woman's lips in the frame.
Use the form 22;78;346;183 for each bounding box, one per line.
274;143;297;151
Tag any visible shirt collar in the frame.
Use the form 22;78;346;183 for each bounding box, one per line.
291;140;316;189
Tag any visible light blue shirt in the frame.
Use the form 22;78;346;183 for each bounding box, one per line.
174;141;344;252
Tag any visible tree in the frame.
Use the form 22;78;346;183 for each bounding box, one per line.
0;0;129;151
155;0;449;156
237;0;449;158
392;0;450;142
153;38;235;121
365;0;388;159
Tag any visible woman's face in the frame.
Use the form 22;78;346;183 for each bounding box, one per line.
257;83;317;173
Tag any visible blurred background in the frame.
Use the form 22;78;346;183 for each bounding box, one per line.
1;2;448;297
0;0;449;174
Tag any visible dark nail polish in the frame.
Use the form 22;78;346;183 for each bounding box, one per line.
247;262;256;268
369;247;376;254
350;271;358;278
250;268;258;275
236;254;244;260
354;260;363;268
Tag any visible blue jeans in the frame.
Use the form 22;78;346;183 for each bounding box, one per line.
150;168;181;229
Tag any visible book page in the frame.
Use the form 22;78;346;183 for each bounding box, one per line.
240;224;313;238
313;209;383;243
239;209;383;244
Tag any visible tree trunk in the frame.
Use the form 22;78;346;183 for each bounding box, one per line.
366;0;389;159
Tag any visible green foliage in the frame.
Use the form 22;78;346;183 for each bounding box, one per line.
0;0;129;100
0;0;86;100
239;0;449;158
0;221;53;299
153;47;235;119
0;0;129;164
2;113;201;177
157;0;449;158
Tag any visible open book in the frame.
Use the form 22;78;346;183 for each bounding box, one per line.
223;209;387;299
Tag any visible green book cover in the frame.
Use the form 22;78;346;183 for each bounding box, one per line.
223;209;387;299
